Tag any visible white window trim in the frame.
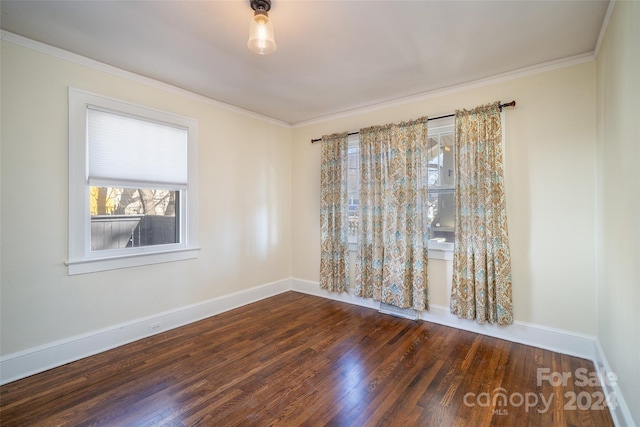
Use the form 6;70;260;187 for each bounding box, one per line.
66;87;199;275
428;244;454;260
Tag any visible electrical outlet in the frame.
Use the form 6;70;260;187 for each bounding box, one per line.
149;322;162;333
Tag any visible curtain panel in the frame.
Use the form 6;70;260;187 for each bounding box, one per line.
320;132;350;293
450;103;513;325
355;118;429;310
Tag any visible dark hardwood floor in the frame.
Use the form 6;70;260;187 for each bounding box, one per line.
0;292;614;426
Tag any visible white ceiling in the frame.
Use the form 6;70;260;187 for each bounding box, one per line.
1;0;609;125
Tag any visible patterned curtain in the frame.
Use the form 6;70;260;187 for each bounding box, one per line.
355;118;429;310
450;103;513;325
320;132;350;293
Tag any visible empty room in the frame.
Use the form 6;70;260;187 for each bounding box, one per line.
0;0;638;426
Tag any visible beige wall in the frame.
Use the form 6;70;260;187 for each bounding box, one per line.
0;41;292;355
4;19;637;422
596;0;640;423
292;61;598;334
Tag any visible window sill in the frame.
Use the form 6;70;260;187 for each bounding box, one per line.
66;247;200;275
427;247;453;261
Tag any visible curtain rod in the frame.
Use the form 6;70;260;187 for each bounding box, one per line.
310;100;516;143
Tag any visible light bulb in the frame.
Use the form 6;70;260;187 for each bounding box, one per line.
248;12;276;55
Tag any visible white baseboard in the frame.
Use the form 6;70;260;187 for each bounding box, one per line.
291;278;595;359
421;307;597;361
291;278;635;427
291;278;381;310
593;339;636;427
0;278;291;385
2;276;634;427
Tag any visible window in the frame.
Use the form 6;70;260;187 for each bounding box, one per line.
425;117;455;251
347;134;360;244
67;88;198;274
346;117;455;252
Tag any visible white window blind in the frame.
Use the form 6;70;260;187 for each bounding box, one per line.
87;107;188;189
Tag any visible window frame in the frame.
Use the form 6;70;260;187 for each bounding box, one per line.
66;87;199;275
426;117;455;254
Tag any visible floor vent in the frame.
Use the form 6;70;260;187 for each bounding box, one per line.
378;302;419;321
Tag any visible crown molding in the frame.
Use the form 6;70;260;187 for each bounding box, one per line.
594;0;616;59
0;30;291;128
2;30;597;130
292;52;595;128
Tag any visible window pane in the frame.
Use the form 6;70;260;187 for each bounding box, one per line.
90;187;179;251
427;131;455;189
427;191;455;243
440;133;454;188
427;136;440;187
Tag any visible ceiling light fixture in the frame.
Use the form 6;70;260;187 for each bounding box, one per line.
247;0;276;55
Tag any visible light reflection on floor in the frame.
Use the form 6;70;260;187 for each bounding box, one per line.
337;352;368;411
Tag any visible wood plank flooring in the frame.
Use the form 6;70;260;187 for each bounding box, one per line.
0;292;614;426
